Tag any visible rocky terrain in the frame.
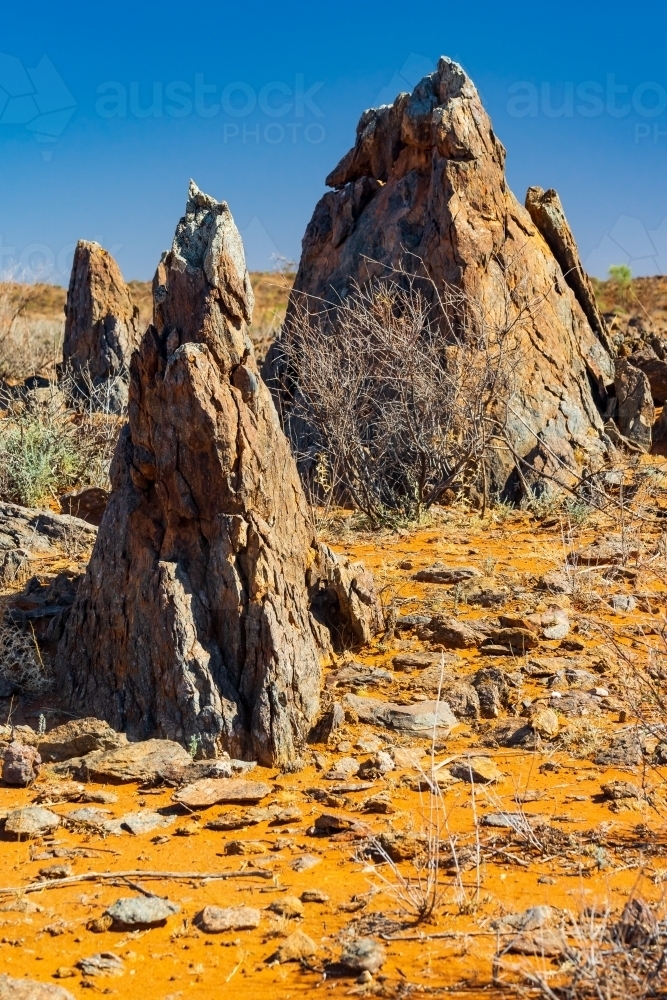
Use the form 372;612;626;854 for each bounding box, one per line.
1;55;667;1000
2;495;667;998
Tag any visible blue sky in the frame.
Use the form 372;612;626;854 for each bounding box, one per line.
0;0;666;283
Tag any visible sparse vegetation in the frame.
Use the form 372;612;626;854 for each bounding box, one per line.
0;372;124;507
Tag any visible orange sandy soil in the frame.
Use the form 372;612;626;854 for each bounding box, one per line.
3;459;667;997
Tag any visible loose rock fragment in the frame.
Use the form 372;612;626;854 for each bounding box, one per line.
77;952;125;977
37;718;125;763
195;905;261;933
0;976;75;1000
339;937;386;974
449;757;503;783
106;895;180;927
5;806;60;838
173;777;272;808
2;741;41;786
413;564;481;584
272;929;317;963
267;895;304;918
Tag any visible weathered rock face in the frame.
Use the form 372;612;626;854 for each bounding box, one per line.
525;186;614;357
613;357;654;452
273;57;616;491
56;182;382;766
63;240;141;410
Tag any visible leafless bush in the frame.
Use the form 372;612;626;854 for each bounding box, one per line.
0;620;53;694
278;264;526;526
499;897;667;999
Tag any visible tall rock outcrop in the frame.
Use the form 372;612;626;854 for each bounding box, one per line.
271;57;616;492
56;183;382;766
63;241;141;411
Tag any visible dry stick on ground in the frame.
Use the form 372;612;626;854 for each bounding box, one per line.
0;868;275;896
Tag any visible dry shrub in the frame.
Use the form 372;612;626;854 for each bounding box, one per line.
0;620;52;693
500;897;667;999
277;264;526;526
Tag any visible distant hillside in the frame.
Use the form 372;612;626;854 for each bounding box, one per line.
3;270;295;365
5;271;666;369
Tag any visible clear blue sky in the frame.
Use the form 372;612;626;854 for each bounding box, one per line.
1;0;666;283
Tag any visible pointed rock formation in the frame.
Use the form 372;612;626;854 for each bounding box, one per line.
63;241;141;410
56;183;382;766
270;57;616;491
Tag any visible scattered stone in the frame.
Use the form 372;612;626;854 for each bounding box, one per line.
595;728;644;767
267;895;303;918
538;571;573;594
492;905;554;932
385;700;457;733
392;652;441;672
489;627;539;652
173;777;272;809
269;806;303;825
323;757;360;780
301;889;329;903
570;537;639;566
106;895;180;927
390;747;425;769
419;614;485;649
361;792;395;814
481;812;536;832
358;751;394;779
601;779;643;801
32;780;86;804
355;735;383;752
272;930;317;963
543;622;570;641
609;595;637;612
0;899;43;913
37;718;125;763
64;806;111;828
77;952;125;977
2;741;41;785
413;564;481;584
291;854;320;872
120;811;175;835
224;840;265;855
38;864;73;880
0;976;75;1000
396;614;432;629
550;690;601;717
529;706;560;738
5;806;60;838
339;937;386;975
195;905;261;933
56;739;193;784
449;757;503;783
506;929;567;956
